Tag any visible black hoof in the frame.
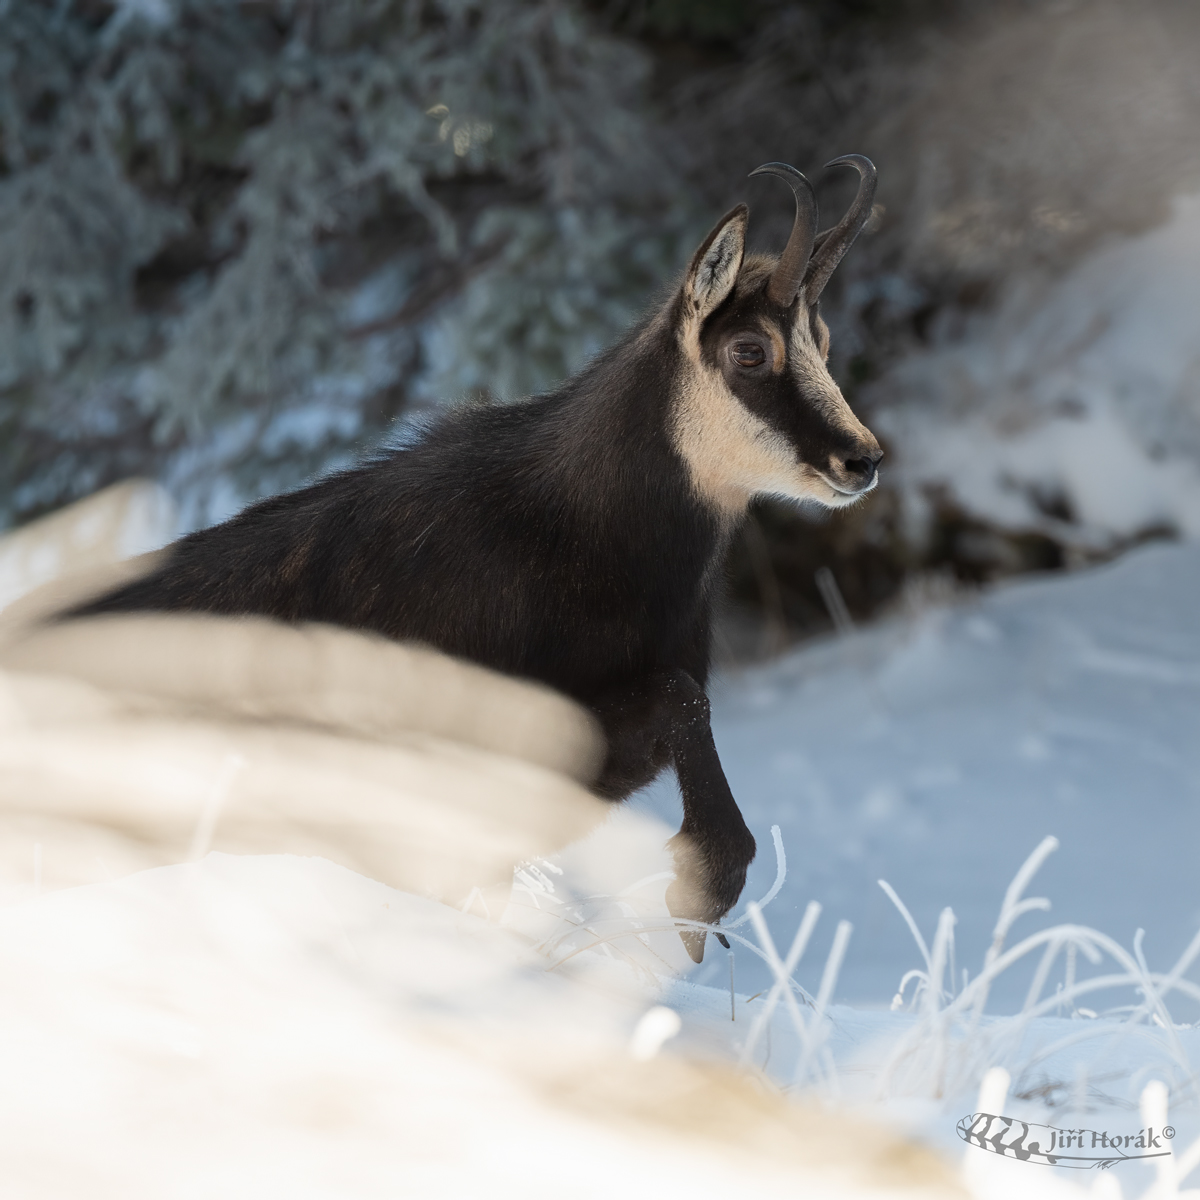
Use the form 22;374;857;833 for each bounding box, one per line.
680;927;707;963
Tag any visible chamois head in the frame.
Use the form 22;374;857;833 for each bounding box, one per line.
670;156;883;517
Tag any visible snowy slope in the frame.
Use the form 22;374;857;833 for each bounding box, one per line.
629;538;1200;1013
6;489;1200;1197
0;853;966;1200
873;193;1200;550
515;537;1200;1193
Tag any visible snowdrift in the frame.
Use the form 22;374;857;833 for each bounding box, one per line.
872;193;1200;556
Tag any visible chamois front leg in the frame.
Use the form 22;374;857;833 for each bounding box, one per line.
592;670;756;963
661;673;757;962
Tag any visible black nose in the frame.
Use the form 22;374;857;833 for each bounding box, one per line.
843;449;883;485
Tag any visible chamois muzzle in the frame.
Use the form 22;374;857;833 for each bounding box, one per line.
749;163;819;308
826;440;884;495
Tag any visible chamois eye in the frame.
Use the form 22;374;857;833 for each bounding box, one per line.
730;341;765;369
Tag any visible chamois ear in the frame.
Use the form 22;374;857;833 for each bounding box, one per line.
684;205;748;323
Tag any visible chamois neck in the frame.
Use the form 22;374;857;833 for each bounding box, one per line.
543;307;739;521
520;307;735;586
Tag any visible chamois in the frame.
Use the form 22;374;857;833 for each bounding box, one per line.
74;158;883;960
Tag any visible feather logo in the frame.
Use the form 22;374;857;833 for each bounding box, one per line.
957;1112;1173;1169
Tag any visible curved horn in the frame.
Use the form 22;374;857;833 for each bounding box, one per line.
801;154;877;304
749;162;819;307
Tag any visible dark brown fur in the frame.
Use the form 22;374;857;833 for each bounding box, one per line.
74;200;881;960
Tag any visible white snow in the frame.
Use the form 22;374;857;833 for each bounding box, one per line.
873;192;1200;549
0;480;175;611
5;538;1200;1196
635;538;1200;1018
7;404;1200;1190
627;536;1200;1192
0;853;966;1200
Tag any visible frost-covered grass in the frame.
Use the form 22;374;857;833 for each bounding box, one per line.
455;537;1200;1192
506;535;1200;1192
426;787;1200;1200
643;536;1200;1015
510;821;1199;1091
500;814;1200;1196
872;836;1200;1105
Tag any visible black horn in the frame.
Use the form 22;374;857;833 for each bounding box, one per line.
749;162;819;308
801;154;877;304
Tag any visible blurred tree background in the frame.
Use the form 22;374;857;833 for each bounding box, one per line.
5;0;1200;650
